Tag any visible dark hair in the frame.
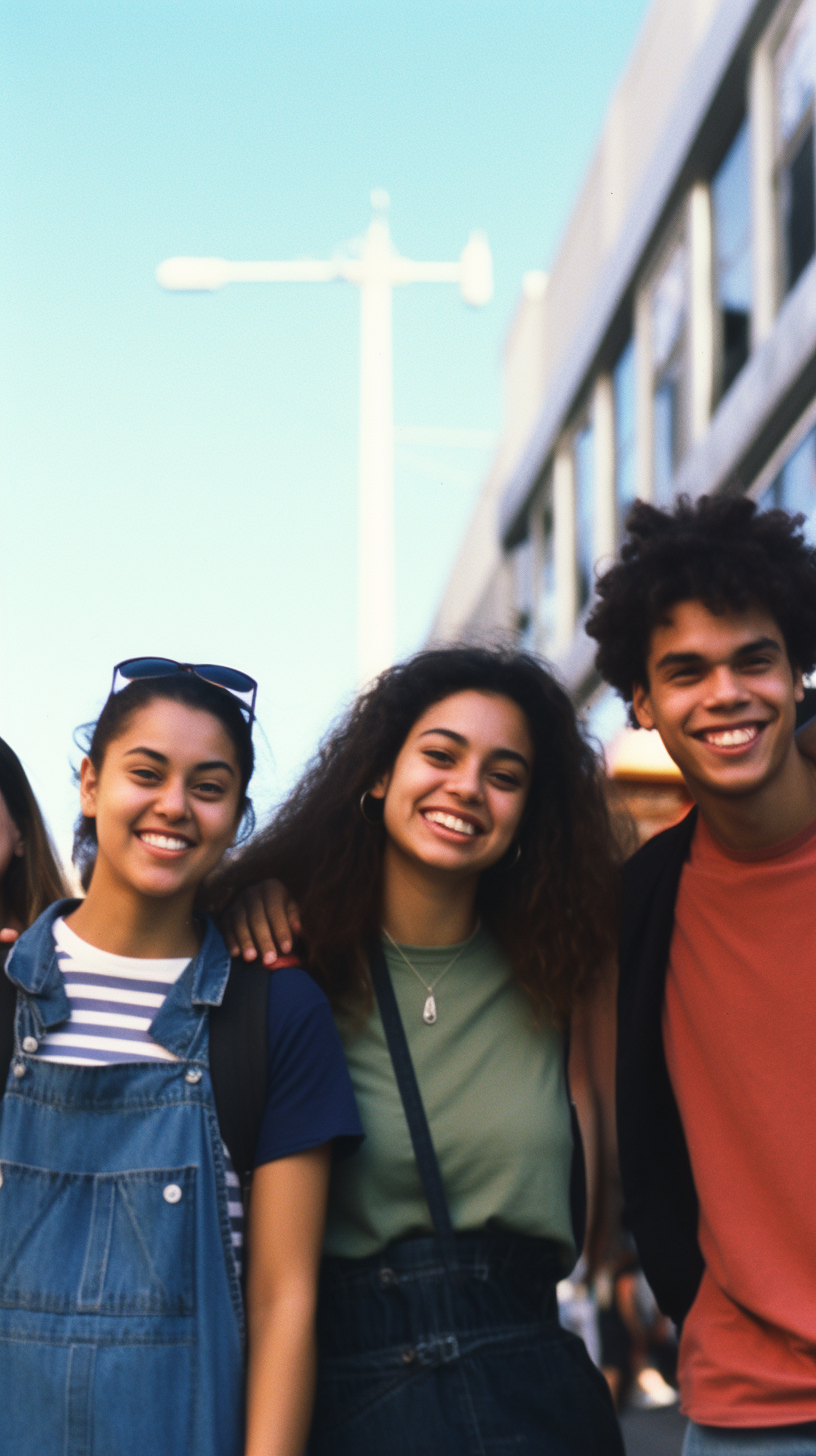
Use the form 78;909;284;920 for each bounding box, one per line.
586;493;816;724
0;737;68;926
73;672;255;889
215;646;618;1023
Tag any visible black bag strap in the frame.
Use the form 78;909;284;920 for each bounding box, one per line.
208;961;270;1189
368;940;458;1268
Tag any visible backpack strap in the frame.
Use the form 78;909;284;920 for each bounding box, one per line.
208;960;273;1189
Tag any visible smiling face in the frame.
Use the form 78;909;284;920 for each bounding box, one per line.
80;697;244;904
371;690;534;880
632;599;804;800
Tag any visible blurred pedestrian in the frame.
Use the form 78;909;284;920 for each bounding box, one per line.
218;646;625;1455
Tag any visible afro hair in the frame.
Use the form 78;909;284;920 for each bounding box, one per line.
586;492;816;721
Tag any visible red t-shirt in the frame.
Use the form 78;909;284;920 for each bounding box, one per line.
663;813;816;1426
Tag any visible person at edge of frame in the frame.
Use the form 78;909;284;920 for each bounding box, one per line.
212;645;626;1456
584;492;816;1456
0;735;70;1019
0;664;362;1456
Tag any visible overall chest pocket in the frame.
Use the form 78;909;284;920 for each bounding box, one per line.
0;1161;196;1315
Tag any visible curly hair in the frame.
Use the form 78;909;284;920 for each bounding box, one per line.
586;493;816;723
214;646;619;1024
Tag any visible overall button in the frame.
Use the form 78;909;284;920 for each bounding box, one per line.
163;1183;183;1204
22;1036;38;1053
0;1170;4;1188
12;1062;25;1079
379;1267;396;1287
184;1068;202;1084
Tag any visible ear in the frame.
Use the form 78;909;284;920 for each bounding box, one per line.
78;756;99;819
368;771;390;802
631;682;657;732
793;664;805;703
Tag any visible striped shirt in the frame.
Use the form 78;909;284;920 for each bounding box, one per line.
34;917;244;1271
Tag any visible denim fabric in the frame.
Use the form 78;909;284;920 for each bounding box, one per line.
0;901;244;1456
684;1422;816;1455
311;1230;624;1455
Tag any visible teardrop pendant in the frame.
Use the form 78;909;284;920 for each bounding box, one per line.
423;994;437;1025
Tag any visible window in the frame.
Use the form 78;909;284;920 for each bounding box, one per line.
651;236;688;503
537;495;556;646
574;415;594;608
712;119;752;398
775;1;815;297
759;426;816;540
613;337;636;537
511;536;535;643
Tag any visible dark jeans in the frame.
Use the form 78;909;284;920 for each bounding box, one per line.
311;1232;624;1455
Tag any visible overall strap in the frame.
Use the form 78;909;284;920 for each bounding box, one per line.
368;940;458;1268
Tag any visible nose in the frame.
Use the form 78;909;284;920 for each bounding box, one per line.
704;664;751;709
153;775;191;821
450;758;483;802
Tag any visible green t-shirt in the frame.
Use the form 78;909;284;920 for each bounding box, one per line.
323;926;576;1268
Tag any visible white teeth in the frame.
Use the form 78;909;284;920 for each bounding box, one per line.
139;833;190;851
704;727;758;747
424;811;477;836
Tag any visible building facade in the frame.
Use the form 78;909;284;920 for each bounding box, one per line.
432;0;816;800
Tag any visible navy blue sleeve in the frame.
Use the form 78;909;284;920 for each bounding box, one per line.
253;967;363;1168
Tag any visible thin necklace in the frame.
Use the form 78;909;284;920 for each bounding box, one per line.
382;922;480;1025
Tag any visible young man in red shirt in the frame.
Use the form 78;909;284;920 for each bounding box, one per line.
587;493;816;1454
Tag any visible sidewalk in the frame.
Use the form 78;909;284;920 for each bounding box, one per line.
621;1404;687;1455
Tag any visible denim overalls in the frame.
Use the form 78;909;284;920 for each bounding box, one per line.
309;943;624;1456
0;902;245;1456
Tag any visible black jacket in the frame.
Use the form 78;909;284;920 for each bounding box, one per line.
616;807;705;1327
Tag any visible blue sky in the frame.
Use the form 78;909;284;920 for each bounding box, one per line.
1;0;651;861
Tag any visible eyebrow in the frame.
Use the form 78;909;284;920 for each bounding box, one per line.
418;727;530;771
123;747;236;776
654;636;783;672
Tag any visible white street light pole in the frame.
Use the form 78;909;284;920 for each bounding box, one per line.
157;191;492;683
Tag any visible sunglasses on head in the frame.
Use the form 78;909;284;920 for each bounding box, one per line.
111;657;258;725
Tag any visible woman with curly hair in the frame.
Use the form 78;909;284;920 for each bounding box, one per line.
216;645;624;1455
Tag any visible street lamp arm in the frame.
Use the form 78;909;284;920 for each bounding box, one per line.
390;260;461;285
390;231;493;306
156;255;365;291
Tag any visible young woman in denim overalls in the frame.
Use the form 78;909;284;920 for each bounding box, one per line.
220;647;625;1455
0;663;361;1456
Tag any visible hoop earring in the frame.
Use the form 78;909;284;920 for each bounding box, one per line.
359;791;382;824
510;841;522;867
